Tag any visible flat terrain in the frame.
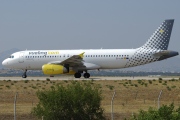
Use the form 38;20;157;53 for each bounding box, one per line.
0;76;179;81
0;76;180;119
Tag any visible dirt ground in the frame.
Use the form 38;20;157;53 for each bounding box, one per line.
0;77;180;120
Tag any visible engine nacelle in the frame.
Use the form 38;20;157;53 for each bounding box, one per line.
42;64;68;75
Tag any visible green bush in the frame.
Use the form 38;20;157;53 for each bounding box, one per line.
32;81;105;120
130;103;180;120
148;80;152;84
134;84;138;87
24;80;29;83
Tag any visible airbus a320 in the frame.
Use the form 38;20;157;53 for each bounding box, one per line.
2;19;178;78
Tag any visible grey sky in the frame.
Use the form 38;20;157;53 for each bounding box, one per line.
0;1;179;53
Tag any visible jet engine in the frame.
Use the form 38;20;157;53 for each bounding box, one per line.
42;64;68;75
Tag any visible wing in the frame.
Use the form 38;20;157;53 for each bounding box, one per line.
49;52;85;67
60;52;85;67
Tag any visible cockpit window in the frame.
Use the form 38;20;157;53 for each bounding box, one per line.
9;55;14;58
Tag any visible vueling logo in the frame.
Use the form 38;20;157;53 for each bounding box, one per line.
159;29;164;34
48;51;60;55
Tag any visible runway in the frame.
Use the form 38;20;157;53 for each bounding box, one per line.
0;76;179;81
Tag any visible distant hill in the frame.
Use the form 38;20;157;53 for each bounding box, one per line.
0;48;20;68
0;48;180;72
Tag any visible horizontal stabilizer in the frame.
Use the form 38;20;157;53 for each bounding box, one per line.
153;50;179;61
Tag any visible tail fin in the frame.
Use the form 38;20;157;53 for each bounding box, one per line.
140;19;174;50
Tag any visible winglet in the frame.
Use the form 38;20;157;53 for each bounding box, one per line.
79;52;85;58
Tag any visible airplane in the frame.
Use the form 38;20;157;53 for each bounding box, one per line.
2;19;179;78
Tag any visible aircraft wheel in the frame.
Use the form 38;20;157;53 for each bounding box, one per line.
22;70;27;78
22;74;27;78
74;73;81;78
84;73;90;78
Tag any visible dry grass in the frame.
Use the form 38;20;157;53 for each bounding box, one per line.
0;78;180;119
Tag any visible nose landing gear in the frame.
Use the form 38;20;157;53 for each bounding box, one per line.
22;70;27;78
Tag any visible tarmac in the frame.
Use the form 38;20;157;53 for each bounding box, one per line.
0;76;179;81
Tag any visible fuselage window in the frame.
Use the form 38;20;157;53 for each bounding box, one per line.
9;55;14;58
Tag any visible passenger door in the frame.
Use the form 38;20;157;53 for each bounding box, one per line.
19;52;24;63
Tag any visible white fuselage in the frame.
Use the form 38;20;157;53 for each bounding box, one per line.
2;49;136;70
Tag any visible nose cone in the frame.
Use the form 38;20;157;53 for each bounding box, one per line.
2;59;8;67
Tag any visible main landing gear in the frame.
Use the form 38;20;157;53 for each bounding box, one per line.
22;70;27;78
74;72;90;78
83;73;90;78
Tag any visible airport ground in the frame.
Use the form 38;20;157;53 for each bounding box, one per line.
0;76;180;119
0;75;180;81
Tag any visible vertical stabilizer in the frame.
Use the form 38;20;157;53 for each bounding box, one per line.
140;19;174;50
125;19;176;68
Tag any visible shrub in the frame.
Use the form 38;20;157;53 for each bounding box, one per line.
130;103;180;120
148;80;152;84
24;80;29;83
32;81;105;120
46;78;50;81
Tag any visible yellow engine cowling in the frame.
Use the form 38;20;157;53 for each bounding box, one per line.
42;64;68;75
